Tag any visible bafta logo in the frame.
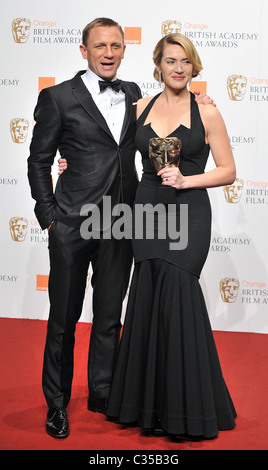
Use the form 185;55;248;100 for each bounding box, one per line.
12;18;31;43
161;20;182;36
10;118;29;143
227;75;247;101
149;137;181;173
220;278;240;303
9;217;28;242
224;178;244;203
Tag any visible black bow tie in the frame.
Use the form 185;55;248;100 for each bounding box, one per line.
99;79;123;93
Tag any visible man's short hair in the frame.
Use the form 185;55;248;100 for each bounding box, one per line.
82;17;124;46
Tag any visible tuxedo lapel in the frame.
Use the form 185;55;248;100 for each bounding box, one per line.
120;82;135;144
70;72;136;145
71;72;114;140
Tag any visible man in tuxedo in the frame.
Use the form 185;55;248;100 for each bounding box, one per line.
28;17;141;438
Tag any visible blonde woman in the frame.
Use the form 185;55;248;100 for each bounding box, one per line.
106;34;236;440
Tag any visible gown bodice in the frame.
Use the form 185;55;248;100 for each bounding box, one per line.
135;91;210;180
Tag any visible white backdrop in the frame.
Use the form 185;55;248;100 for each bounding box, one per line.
1;0;267;333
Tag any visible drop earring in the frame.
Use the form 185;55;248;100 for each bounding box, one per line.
158;71;162;87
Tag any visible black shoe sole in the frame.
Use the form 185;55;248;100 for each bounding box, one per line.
46;425;70;438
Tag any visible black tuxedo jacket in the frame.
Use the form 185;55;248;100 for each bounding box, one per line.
28;71;142;230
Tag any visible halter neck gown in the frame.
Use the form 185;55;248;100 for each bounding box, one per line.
106;92;236;438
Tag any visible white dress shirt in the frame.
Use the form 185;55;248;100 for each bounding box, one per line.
81;68;126;144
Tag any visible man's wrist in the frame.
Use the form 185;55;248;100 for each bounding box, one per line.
48;220;54;231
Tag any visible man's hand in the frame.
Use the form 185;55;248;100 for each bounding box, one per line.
58;158;67;175
194;90;216;106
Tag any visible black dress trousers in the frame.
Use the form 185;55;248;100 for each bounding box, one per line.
42;219;133;409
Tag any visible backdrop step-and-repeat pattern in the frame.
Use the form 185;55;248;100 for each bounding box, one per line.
1;0;267;333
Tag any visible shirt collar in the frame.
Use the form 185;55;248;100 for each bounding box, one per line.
84;68;118;94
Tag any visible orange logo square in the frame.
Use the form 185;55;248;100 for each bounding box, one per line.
124;27;142;44
189;81;207;94
38;77;55;93
36;274;49;291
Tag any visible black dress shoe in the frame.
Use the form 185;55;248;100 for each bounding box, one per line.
87;397;107;415
152;420;168;437
46;407;70;438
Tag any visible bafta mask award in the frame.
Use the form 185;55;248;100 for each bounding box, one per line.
149;137;182;173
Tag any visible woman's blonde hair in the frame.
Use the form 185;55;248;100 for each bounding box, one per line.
153;33;203;82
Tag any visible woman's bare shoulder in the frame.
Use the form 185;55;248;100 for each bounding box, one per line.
198;102;222;121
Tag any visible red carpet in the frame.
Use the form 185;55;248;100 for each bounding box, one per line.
0;317;267;452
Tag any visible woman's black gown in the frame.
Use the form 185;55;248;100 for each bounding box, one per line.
106;92;236;438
